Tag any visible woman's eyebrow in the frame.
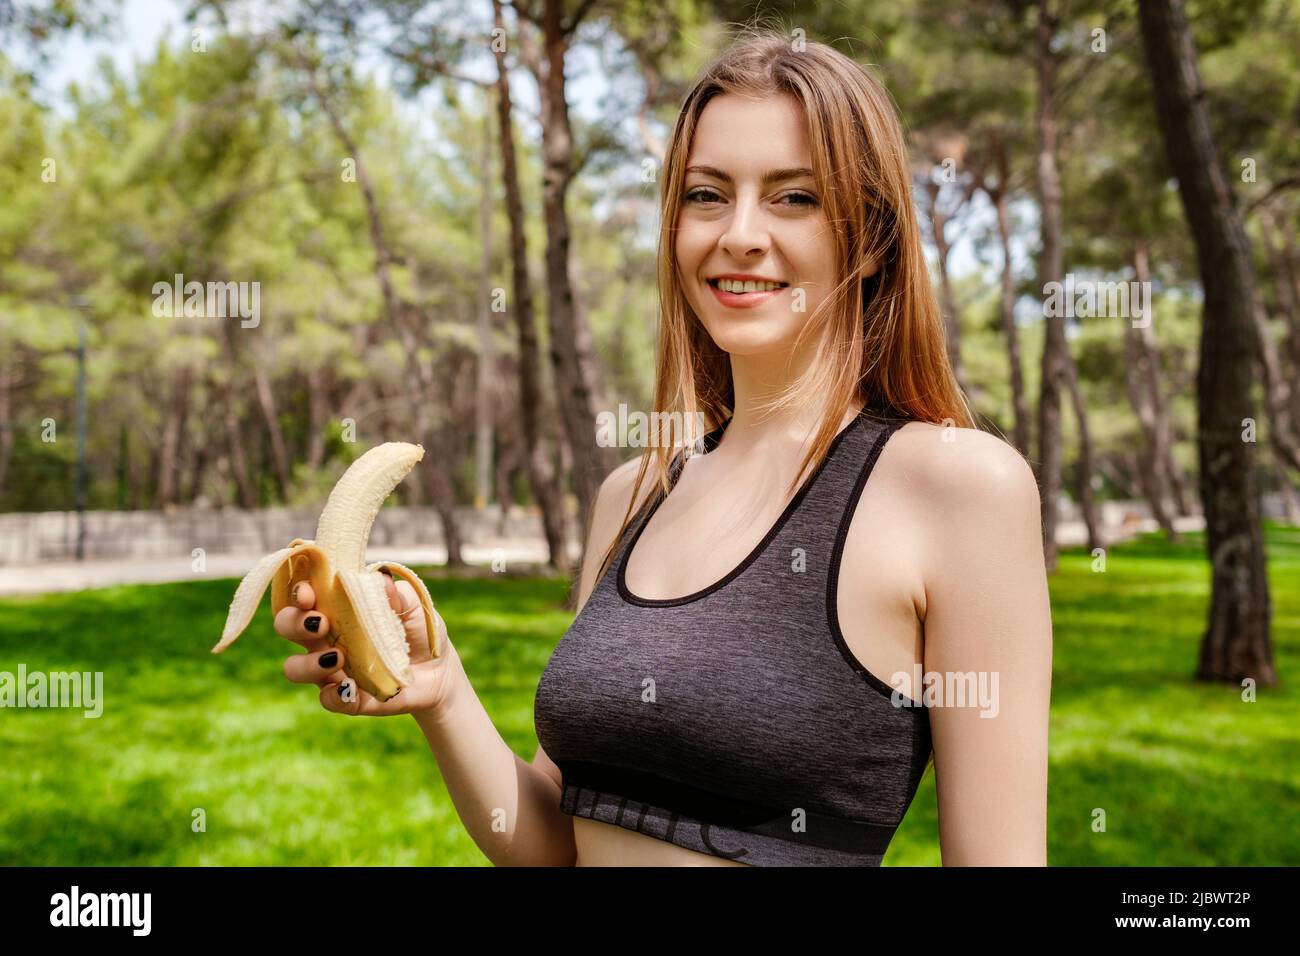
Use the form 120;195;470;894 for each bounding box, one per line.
685;165;815;187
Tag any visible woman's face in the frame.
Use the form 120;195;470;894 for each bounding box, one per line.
675;92;837;358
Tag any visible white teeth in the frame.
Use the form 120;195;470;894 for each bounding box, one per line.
714;278;786;293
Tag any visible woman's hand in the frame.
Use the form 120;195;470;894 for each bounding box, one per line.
274;570;464;719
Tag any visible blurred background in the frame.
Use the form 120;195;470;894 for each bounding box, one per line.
0;0;1296;865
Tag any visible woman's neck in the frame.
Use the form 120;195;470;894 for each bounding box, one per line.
724;350;863;454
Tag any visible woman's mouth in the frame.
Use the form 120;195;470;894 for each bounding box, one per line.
707;277;790;309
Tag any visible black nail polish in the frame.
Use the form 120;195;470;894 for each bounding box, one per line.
304;615;321;633
319;651;338;668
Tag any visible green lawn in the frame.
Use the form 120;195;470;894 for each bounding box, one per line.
891;521;1300;865
1;523;1296;866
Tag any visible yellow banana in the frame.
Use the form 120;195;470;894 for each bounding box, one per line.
211;441;440;701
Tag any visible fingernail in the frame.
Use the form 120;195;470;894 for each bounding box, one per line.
319;651;338;668
379;568;393;579
304;614;321;633
291;583;301;604
339;680;355;703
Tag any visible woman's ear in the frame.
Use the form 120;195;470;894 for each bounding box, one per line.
861;262;884;308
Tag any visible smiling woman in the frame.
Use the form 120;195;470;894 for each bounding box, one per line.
272;24;1051;871
530;28;1053;867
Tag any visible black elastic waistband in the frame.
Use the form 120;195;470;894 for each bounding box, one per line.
557;759;899;855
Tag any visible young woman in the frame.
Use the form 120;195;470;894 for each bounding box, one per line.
276;30;1052;866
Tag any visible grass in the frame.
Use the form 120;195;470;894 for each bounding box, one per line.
0;523;1296;866
888;521;1300;866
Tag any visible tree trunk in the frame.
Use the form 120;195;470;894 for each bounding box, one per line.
475;105;495;512
1098;453;1137;501
496;450;518;534
186;436;210;502
252;359;291;499
302;46;464;564
1249;303;1300;473
1062;353;1102;553
520;0;619;556
1135;242;1193;522
1138;0;1274;686
991;135;1031;457
1034;2;1068;573
0;339;12;499
1274;460;1300;525
155;369;190;509
1258;207;1300;427
223;379;258;509
220;325;259;508
1124;240;1178;538
116;422;130;510
926;177;971;399
493;0;573;577
306;366;328;470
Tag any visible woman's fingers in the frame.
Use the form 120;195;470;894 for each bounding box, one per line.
291;581;316;610
380;571;435;660
300;609;329;640
319;677;405;717
381;573;422;624
381;570;423;623
283;647;347;685
273;580;321;644
273;605;331;650
273;605;297;639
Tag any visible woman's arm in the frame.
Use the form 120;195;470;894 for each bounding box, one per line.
912;426;1053;865
411;662;578;867
408;456;651;867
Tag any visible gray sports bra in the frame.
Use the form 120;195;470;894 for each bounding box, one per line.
533;403;932;866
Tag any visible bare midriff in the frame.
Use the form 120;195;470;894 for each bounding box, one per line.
571;816;751;867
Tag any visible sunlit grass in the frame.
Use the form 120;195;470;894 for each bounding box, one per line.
0;573;571;866
0;524;1295;866
887;521;1300;866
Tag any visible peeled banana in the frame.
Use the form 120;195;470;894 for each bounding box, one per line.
212;441;440;701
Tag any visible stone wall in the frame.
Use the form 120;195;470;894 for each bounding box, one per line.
0;505;554;566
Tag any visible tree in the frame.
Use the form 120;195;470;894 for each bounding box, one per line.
1137;0;1274;686
511;0;621;536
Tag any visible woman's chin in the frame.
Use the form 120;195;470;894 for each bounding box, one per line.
701;320;804;356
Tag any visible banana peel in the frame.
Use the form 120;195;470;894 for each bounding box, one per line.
212;442;439;701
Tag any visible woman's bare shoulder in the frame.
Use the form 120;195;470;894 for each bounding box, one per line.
880;421;1040;509
868;421;1047;626
600;453;665;517
572;453;672;611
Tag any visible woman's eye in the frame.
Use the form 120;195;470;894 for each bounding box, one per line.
683;188;817;206
685;188;722;204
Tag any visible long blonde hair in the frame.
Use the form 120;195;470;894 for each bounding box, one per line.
587;27;973;590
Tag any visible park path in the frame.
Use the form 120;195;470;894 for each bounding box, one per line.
0;541;576;597
0;517;1202;597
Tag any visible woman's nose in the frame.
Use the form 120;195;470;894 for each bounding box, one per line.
719;196;770;258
